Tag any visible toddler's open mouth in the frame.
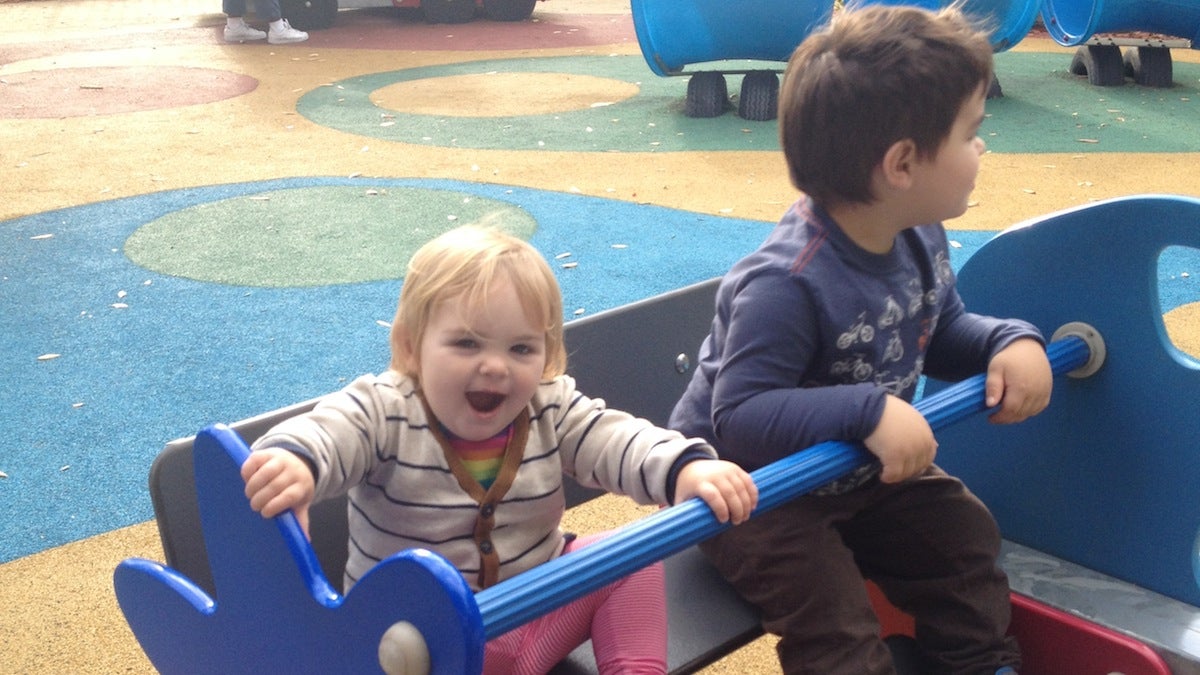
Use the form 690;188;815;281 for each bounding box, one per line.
466;391;505;413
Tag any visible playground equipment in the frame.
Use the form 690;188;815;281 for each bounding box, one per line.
279;0;543;30
1038;0;1199;86
114;195;1200;673
929;196;1200;672
115;336;1100;674
876;0;1042;51
630;0;1041;120
630;0;832;119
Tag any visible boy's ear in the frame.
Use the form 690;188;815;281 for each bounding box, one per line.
879;138;918;190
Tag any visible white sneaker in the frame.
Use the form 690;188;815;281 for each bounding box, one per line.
268;19;309;44
223;23;267;43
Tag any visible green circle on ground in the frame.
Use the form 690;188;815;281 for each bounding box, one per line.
124;186;537;287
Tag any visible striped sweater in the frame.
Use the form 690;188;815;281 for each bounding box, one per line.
251;370;716;591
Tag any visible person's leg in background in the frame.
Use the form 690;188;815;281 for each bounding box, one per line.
222;0;267;42
222;0;308;44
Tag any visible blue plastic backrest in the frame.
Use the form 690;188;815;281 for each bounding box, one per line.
928;195;1200;606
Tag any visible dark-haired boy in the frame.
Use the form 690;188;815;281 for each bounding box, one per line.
670;5;1051;673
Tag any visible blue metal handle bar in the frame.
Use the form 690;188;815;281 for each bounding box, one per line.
476;335;1092;638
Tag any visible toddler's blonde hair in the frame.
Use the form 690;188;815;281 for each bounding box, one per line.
389;224;567;380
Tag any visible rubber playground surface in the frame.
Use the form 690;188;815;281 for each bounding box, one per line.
3;0;1200;671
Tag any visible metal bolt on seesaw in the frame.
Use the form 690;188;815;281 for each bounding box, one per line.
377;326;1104;674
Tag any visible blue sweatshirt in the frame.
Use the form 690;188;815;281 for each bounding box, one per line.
669;197;1042;483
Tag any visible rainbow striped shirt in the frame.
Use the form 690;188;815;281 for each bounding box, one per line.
444;424;512;490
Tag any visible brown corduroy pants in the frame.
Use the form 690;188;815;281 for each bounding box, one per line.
700;465;1020;675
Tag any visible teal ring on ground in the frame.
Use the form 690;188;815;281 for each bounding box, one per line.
298;56;781;152
297;53;1200;153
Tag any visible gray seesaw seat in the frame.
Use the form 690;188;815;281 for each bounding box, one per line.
147;277;764;675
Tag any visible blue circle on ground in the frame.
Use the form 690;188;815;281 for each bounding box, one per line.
0;178;773;564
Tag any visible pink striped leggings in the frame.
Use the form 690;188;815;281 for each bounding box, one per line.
483;532;669;675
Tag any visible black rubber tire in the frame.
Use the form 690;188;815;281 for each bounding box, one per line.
987;72;1003;99
1069;45;1126;87
737;70;779;121
684;72;729;118
483;0;537;21
1123;46;1174;88
280;0;338;30
422;0;477;24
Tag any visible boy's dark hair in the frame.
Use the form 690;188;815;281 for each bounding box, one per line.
779;3;994;207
